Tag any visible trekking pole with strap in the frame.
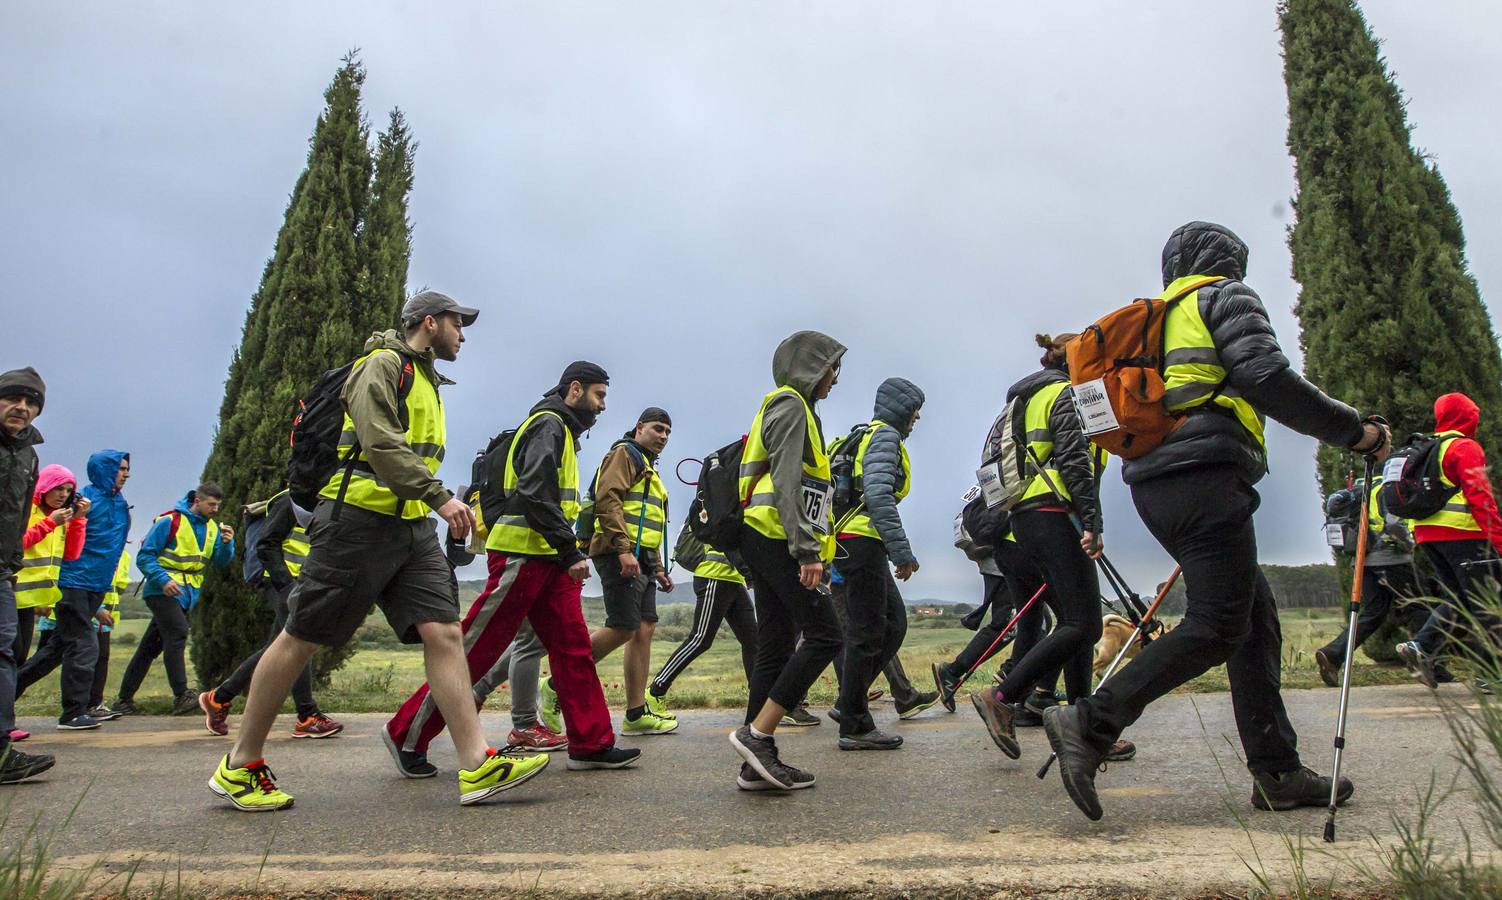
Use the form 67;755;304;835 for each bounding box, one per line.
1023;445;1150;623
952;582;1050;693
1036;565;1181;779
1325;450;1379;843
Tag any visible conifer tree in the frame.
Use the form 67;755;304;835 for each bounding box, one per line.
191;56;415;689
1282;0;1502;659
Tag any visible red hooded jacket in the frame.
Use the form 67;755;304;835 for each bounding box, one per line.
22;463;87;561
1413;393;1502;553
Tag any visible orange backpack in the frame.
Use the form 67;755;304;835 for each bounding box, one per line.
1066;276;1224;459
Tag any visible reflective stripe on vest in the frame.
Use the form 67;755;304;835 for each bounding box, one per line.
694;547;746;585
486;410;581;556
838;419;910;540
1018;381;1072;505
612;460;669;551
103;551;132;611
15;505;64;609
282;524;310;578
157;513;219;589
1414;433;1483;533
318;348;446;519
740;386;836;563
1160;274;1266;450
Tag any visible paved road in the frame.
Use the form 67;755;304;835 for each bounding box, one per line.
0;684;1483;897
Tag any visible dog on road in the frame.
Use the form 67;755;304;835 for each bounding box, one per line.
1093;614;1172;677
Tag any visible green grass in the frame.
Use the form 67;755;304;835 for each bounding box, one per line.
13;607;1416;717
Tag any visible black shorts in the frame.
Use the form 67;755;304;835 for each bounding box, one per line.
285;502;459;647
594;552;658;630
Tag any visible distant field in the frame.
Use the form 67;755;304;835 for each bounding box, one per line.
13;606;1418;718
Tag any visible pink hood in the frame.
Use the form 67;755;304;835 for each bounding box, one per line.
33;464;78;507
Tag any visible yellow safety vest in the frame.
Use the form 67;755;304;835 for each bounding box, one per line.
836;420;911;540
283;521;310;578
608;455;669;552
1018;382;1106;506
1160;274;1266;451
740;386;836;563
486;411;581;556
15;505;64;610
694;546;747;586
103;550;131;615
1413;433;1483;533
319;348;446;520
156;512;219;589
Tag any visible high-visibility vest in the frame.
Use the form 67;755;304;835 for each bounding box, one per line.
1160;274;1266;451
1413;433;1483;534
486;411;581;556
836;420;910;540
103;550;131;614
609;458;669;552
156;512;220;589
694;545;747;586
1017;382;1106;506
15;504;64;610
282;521;310;578
319;348;446;520
740;386;836;564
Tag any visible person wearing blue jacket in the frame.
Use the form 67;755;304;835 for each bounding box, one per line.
115;484;234;715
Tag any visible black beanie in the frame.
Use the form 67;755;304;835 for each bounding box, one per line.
0;367;46;413
548;360;610;397
637;407;672;427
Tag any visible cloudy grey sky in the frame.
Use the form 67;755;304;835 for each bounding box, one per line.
3;2;1498;602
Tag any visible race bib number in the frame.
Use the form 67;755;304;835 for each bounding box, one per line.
976;461;1006;509
801;477;833;533
1325;523;1346;549
1382;455;1406;484
1074;377;1120;437
961;483;983;504
953;513;967;544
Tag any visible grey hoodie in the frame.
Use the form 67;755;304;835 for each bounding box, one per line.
851;377;924;566
761;330;847;564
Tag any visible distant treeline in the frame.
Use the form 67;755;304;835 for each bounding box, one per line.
1158;563;1342;616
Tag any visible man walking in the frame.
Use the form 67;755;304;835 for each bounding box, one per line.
384;361;638;779
582;408;676;736
198;490;343;738
0;367;55;782
209;291;549;811
1044;221;1389;820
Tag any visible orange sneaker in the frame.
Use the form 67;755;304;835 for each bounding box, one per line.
508;723;569;752
198;691;230;736
291;713;344;739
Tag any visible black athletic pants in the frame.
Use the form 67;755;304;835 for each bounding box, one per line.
1318;563;1428;661
16;588;101;722
651;575;757;695
10;608;36;667
118;593;191;700
1413;539;1501;657
833;536;907;735
89;631;110;710
215;582;318;718
740;526;842;722
996;510;1101;704
951;544;1058;690
1077;465;1301;776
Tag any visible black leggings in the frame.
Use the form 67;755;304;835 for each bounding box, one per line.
11;608;36;666
651;576;757;695
118;593;191;700
215;583;318;718
996;510;1101;703
739;526;842;722
952;544;1058;692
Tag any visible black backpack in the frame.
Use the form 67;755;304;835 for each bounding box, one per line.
1379;435;1457;520
287;356;413;511
954;487;1011;561
240;497;274;585
828;423;872;516
466;426;522;538
689;437;748;550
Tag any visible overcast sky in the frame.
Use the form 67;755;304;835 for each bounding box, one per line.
3;2;1498;603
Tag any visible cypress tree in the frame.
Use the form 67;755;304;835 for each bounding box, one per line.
1282;0;1502;659
191;56;415;690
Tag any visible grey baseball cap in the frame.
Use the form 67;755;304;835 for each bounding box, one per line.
402;290;479;328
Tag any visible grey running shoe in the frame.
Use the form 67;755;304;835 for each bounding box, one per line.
1251;765;1354;811
111;698;142;716
87;704;124;722
838;729;903;751
1396;641;1438;689
932;662;959;713
971;688;1020;759
1042;705;1104;821
896;690;940;720
730;725;791;789
736;760;815;791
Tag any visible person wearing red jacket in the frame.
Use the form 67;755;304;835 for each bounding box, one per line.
12;464;89;667
1397;392;1502;688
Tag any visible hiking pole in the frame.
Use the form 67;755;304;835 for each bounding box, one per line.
1325;451;1378;844
1036;565;1181;779
1023;445;1150;623
952;582;1049;693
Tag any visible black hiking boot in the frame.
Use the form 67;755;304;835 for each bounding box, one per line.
838;729;903;751
1014;687;1060;727
971;688;1020;759
780;706;820;727
381;726;438;778
0;746;56;783
172;691;200;715
1251;766;1354;811
1314;649;1341;688
111;698;142;716
896;690;940;720
931;661;959;713
1042;705;1105;821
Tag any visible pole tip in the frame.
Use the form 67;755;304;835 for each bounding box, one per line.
1323;819;1336;843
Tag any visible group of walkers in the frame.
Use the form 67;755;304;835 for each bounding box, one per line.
2;220;1497;825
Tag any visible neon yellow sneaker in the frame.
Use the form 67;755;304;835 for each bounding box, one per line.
644;690;676;720
539;677;563;734
208;754;294;812
623;710;679;735
459;747;549;805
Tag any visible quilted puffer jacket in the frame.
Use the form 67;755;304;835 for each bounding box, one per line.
857;377;925;567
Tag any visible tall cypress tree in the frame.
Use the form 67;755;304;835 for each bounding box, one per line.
191;56;415;691
1282;0;1502;658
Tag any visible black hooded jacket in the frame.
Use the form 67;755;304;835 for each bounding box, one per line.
1004;368;1102;531
500;394;591;567
0;423;42;579
1121;222;1365;486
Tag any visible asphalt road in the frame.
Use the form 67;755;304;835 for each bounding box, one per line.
0;684;1485;897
